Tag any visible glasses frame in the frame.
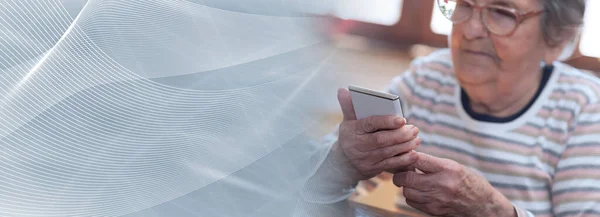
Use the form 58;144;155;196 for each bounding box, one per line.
439;0;545;36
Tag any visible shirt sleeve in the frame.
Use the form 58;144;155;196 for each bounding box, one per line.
515;103;600;217
299;127;363;204
551;103;600;217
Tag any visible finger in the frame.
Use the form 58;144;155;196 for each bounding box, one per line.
374;151;418;171
355;116;407;134
393;170;432;191
362;126;418;150
385;165;416;174
370;137;421;159
413;153;446;174
337;88;357;121
403;187;429;204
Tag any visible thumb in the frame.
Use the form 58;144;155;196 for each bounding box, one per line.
337;88;357;121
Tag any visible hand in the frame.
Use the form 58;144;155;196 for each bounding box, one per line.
392;153;516;217
335;88;421;181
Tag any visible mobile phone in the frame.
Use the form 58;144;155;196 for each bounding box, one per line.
348;85;404;120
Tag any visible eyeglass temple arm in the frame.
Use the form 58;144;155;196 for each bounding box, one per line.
520;10;545;22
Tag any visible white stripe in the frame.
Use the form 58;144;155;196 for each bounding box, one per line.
535;136;564;157
553;179;600;191
512;200;552;211
568;134;600;144
482;172;548;188
528;115;548;127
424;132;554;169
418;68;456;85
539;160;556;176
412;106;544;145
544;117;569;131
412;106;548;147
556;64;600;104
411;105;460;122
558;156;600;168
578;112;600;123
499;132;539;146
543;98;582;114
405;74;454;103
554;82;598;103
413;105;566;160
555;201;600;214
526;118;568;154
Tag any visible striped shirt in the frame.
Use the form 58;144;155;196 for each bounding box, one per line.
350;49;600;217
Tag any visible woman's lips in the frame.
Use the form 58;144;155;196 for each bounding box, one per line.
462;49;497;60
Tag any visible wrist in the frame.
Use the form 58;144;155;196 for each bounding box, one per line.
483;190;517;217
329;141;365;182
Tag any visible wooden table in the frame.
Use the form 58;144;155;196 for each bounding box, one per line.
297;200;419;217
349;201;415;217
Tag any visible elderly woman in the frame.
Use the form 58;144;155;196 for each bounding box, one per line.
304;0;600;216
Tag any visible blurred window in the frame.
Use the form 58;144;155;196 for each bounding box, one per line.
580;0;600;58
334;0;403;26
431;0;452;35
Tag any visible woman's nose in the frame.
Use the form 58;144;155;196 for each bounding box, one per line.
462;9;489;40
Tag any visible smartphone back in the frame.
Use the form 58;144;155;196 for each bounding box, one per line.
349;85;404;120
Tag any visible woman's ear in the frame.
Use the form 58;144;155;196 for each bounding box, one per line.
544;28;581;64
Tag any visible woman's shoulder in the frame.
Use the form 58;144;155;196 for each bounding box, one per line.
552;62;600;105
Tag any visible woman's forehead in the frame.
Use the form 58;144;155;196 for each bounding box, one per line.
474;0;541;10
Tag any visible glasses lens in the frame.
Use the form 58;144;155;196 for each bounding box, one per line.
438;0;472;23
483;7;518;35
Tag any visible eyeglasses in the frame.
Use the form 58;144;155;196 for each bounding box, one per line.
437;0;545;36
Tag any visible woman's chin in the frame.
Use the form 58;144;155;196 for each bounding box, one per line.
455;68;496;86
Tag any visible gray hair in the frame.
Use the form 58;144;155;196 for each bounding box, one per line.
541;0;586;47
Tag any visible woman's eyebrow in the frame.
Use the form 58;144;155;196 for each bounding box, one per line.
489;0;519;9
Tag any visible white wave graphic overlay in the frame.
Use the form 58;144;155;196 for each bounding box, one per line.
0;0;341;216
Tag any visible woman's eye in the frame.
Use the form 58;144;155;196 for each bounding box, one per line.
490;8;516;19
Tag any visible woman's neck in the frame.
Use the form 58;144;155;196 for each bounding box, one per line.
462;69;543;118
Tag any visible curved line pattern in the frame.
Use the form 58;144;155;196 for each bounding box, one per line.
182;0;336;18
0;0;339;216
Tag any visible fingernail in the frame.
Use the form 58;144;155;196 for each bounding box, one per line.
395;117;405;126
412;127;419;136
409;152;418;161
